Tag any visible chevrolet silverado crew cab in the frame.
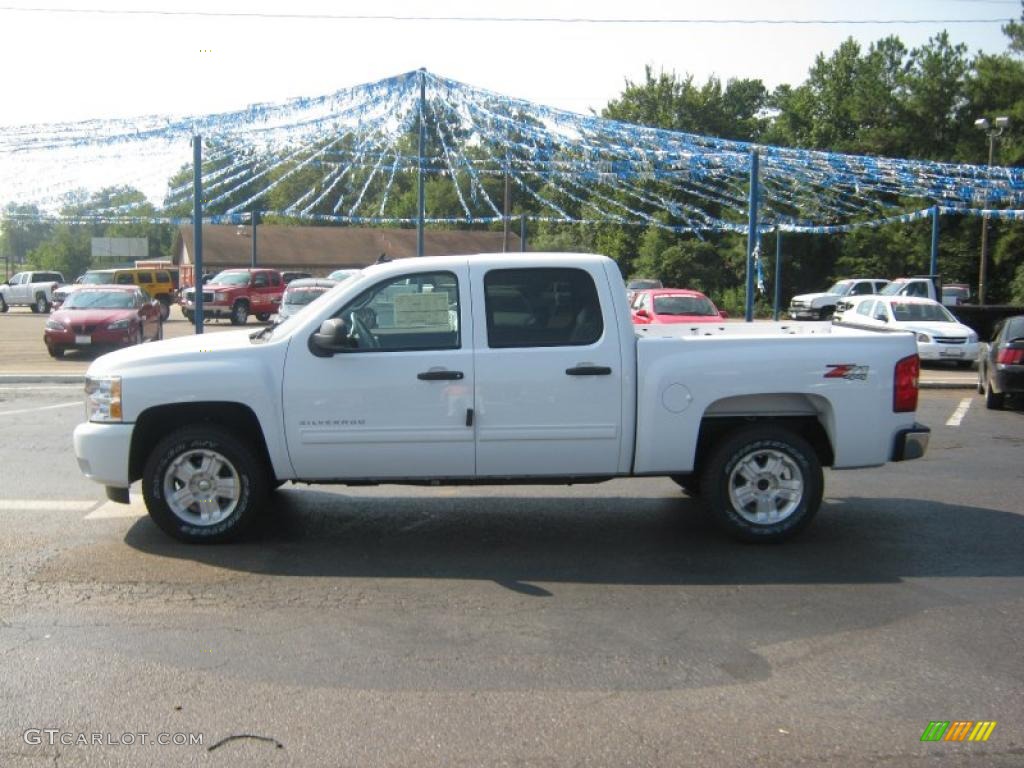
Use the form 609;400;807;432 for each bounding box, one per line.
788;278;890;320
0;270;65;313
180;268;283;325
73;253;930;544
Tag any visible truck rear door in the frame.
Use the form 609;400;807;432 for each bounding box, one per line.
469;263;625;477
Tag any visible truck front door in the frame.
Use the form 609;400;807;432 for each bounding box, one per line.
470;265;625;477
282;267;475;480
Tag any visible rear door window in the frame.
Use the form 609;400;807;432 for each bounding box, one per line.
484;267;603;348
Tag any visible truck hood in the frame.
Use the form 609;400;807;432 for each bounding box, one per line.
85;330;257;377
790;292;837;304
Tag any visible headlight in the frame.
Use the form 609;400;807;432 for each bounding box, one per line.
916;333;931;343
214;292;229;302
85;376;122;423
45;319;66;331
968;332;978;344
106;319;131;330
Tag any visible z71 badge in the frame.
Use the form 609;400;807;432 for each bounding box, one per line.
824;364;869;381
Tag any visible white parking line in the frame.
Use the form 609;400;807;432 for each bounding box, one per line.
0;499;97;512
945;397;973;427
84;496;147;520
0;402;80;417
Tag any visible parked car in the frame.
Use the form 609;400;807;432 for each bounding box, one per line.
629;288;726;324
327;268;362;282
44;286;162;358
276;277;337;322
0;270;66;313
281;271;312;285
73;252;929;545
56;268;177;320
179;268;284;325
941;283;971;307
790;278;889;320
977;314;1024;410
835;295;978;366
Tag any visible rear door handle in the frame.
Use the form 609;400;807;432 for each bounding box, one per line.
417;370;464;381
566;365;612;376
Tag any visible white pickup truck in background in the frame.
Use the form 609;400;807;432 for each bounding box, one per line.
73;253;930;544
0;270;65;313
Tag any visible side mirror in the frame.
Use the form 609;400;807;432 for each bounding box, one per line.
718;310;729;319
635;309;650;319
309;317;353;357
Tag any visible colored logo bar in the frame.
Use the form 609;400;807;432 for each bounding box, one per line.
921;721;997;742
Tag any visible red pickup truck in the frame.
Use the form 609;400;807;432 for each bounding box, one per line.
180;268;284;325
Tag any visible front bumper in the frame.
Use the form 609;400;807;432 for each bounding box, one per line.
917;341;979;362
891;423;931;462
73;421;133;488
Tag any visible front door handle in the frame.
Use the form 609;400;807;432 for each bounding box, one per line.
417;370;464;381
566;365;612;376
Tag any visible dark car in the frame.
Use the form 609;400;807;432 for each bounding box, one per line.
977;314;1024;409
44;286;162;358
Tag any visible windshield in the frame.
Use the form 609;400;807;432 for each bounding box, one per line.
328;269;360;281
284;286;330;306
653;295;718;316
880;281;907;296
825;280;853;295
209;271;250;286
81;272;113;285
890;302;955;323
64;290;134;309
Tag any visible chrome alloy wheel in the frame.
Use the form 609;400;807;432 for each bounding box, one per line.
162;448;240;526
727;448;804;525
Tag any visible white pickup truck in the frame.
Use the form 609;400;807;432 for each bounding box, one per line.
0;270;65;313
73;253;930;544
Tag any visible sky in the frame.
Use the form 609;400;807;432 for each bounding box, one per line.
0;0;1019;127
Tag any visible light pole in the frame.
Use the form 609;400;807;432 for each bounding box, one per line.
974;115;1009;305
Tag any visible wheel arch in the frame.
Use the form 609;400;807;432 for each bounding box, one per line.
129;402;275;483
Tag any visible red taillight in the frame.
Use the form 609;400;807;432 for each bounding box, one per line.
894;354;920;413
997;347;1024;365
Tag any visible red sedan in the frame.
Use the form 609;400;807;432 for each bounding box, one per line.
44;286;163;358
630;288;727;324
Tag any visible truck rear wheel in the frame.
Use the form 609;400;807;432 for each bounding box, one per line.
142;425;267;543
700;425;822;543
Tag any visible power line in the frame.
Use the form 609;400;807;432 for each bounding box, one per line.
0;6;1014;25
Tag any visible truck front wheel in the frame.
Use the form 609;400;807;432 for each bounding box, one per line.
142;425;267;543
230;300;249;325
700;425;822;543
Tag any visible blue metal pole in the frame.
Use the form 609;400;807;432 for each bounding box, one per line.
745;149;760;322
929;205;939;277
192;135;204;334
417;69;426;257
773;229;782;322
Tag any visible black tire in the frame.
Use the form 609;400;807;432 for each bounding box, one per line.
157;297;171;321
256;312;271;322
818;306;834;321
0;294;8;313
35;293;50;313
230;300;249;325
985;385;1005;410
700;425;823;543
142;425;268;543
183;309;194;323
670;474;701;496
47;344;64;359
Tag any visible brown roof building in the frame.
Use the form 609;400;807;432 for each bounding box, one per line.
172;225;522;276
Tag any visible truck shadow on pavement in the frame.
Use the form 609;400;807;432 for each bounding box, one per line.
123;492;1024;588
